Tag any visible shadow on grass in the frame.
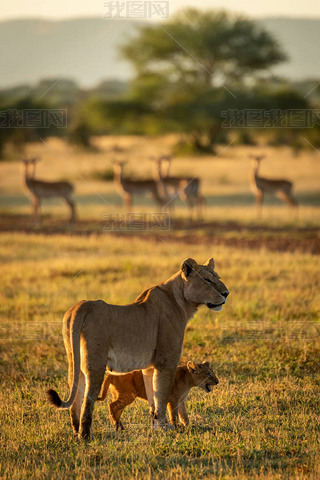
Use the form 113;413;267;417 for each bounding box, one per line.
0;190;319;208
206;191;320;207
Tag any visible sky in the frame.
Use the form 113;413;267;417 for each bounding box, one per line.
0;0;319;21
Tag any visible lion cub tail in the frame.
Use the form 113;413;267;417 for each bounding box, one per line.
97;374;111;401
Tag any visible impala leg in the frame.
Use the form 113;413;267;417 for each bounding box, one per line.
168;199;175;215
65;197;76;223
280;192;299;220
196;197;201;221
289;194;298;210
292;199;299;220
187;198;196;222
256;191;263;218
197;196;204;221
201;195;206;220
155;181;168;210
32;195;41;224
278;190;298;210
164;189;175;215
151;192;161;209
124;193;132;212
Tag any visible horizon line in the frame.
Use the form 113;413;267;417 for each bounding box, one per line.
1;13;320;23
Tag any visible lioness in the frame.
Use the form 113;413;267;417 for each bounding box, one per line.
47;257;228;440
97;361;219;429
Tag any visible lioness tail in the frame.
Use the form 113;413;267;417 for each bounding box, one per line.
46;301;87;409
47;389;62;407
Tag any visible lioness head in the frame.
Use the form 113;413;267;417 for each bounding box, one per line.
187;361;219;392
181;257;229;311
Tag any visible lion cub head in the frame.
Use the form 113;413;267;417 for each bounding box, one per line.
187;361;219;392
181;257;229;311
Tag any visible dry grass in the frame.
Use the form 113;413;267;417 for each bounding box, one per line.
0;136;320;479
1;135;320;199
1;232;320;479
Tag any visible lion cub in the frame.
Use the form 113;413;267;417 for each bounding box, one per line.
97;361;219;429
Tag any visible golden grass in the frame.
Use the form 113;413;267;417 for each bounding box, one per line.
1;135;320;196
0;231;320;479
0;136;320;479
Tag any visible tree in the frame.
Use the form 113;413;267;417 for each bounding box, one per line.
123;9;286;88
120;8;289;152
0;96;55;159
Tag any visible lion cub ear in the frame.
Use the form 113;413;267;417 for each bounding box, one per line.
181;258;197;280
205;258;215;270
202;361;210;367
187;361;197;372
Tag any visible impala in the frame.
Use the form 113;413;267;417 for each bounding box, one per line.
22;158;76;223
249;154;298;216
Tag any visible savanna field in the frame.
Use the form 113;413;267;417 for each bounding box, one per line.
1;136;320;479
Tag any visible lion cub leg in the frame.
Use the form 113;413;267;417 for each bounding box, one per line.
107;374;140;430
167;401;179;427
167;399;188;427
109;399;131;430
79;367;106;440
177;402;189;427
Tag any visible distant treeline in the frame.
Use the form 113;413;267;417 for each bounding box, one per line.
1;8;320;158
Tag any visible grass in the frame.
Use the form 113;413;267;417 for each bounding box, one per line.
1;232;319;479
0;136;320;478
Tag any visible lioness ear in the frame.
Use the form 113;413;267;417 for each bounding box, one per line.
202;361;210;367
181;258;197;280
187;361;197;372
205;258;215;270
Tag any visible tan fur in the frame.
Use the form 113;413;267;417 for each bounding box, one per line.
47;257;228;440
98;361;219;430
153;156;205;219
113;160;167;211
22;158;76;224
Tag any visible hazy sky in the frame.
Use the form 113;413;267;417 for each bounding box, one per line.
0;0;319;21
